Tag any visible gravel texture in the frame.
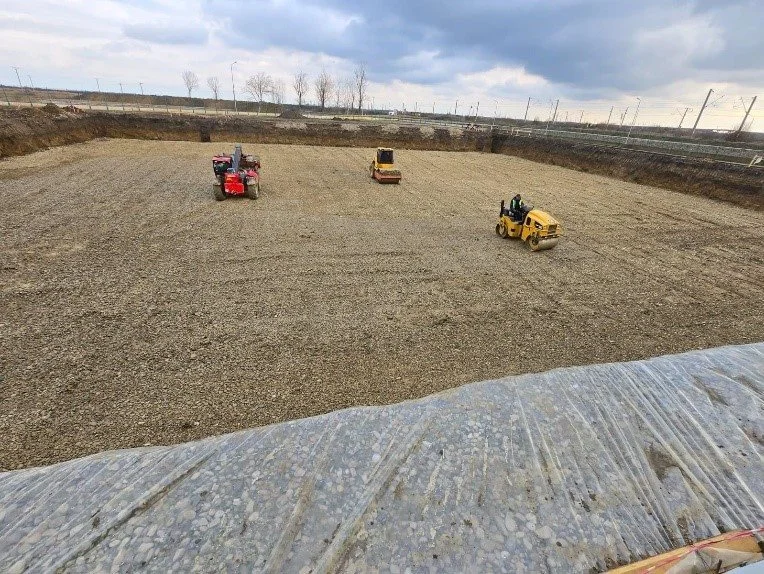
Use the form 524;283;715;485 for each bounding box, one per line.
1;139;763;470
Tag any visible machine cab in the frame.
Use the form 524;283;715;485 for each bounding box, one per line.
376;148;394;167
212;156;232;177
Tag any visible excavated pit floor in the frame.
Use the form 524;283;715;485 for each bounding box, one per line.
1;139;763;470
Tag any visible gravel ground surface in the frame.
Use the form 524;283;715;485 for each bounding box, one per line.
2;139;763;470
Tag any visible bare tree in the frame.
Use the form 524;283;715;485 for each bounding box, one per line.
245;72;272;114
271;78;286;106
314;69;333;111
207;76;220;100
354;65;367;114
334;74;343;109
182;70;199;98
207;76;220;110
341;77;355;114
293;71;309;107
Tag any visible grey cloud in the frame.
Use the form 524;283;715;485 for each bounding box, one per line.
203;0;764;97
123;23;208;45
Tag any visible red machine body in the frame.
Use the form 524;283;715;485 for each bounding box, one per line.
222;171;247;195
212;145;261;201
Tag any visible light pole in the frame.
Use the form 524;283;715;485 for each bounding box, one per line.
619;107;629;127
12;66;22;89
230;61;238;114
626;97;641;143
691;88;713;137
454;99;458;115
491;99;498;130
26;74;35;107
118;82;126;111
677;107;691;129
736;96;757;134
96;78;109;111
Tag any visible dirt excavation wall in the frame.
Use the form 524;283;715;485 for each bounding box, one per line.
0;107;107;157
0;107;488;158
491;134;764;210
1;107;761;209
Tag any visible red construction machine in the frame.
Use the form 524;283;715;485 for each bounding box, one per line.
212;144;261;201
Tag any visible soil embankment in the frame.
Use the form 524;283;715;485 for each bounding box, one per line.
0;107;487;157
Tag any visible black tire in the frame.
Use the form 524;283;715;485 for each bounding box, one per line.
498;222;508;238
213;183;225;201
245;181;260;199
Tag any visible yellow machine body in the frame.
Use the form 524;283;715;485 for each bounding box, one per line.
370;147;402;183
495;201;561;251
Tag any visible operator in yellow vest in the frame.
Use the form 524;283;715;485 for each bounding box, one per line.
509;194;524;222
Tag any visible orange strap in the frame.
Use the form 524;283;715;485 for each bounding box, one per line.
644;527;764;573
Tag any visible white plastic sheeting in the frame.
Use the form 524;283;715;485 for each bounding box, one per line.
1;344;762;573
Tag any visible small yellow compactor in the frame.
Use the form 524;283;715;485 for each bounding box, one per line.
369;147;402;184
495;199;561;251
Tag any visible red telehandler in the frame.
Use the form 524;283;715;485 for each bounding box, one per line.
212;144;261;201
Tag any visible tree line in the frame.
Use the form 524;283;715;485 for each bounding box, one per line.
181;66;368;112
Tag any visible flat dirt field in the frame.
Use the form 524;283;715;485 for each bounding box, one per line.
2;139;763;469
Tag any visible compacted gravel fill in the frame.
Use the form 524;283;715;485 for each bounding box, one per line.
1;139;763;470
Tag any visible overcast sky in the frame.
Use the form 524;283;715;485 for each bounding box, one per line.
1;0;762;128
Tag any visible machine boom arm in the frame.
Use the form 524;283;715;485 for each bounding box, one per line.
232;144;242;173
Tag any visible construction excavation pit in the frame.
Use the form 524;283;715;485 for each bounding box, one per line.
1;139;763;471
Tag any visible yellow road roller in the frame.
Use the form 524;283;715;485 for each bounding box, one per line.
495;199;561;251
369;147;402;184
